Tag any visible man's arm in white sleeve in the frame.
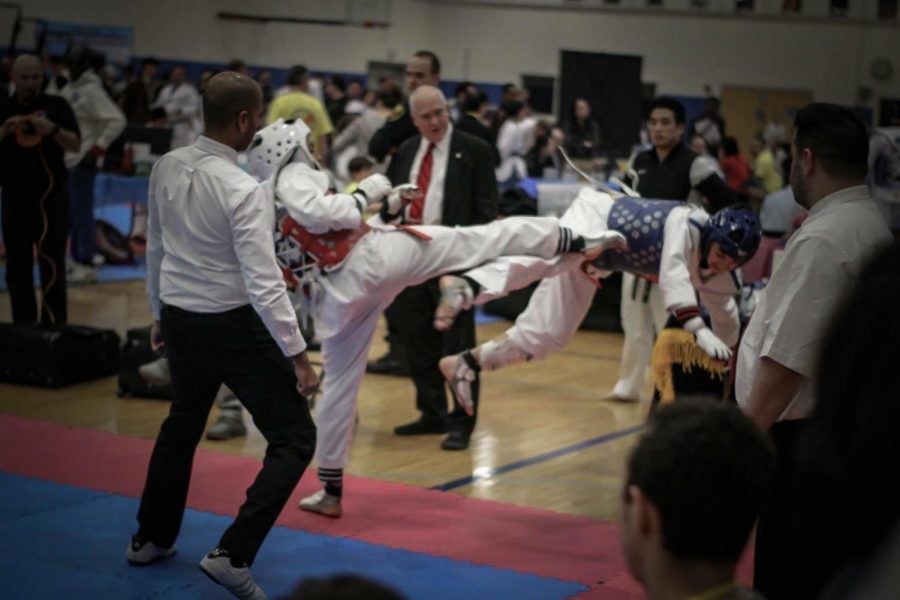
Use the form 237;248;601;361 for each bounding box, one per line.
743;357;805;431
146;165;164;320
698;287;740;347
659;207;701;319
231;183;306;356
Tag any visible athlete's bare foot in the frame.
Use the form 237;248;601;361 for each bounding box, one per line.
434;275;473;332
440;353;478;416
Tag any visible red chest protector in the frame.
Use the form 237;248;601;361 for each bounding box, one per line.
280;215;371;271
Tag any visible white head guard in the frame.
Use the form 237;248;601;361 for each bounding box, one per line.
248;118;317;181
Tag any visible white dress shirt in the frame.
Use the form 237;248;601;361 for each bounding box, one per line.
405;125;452;225
147;135;306;356
736;185;891;421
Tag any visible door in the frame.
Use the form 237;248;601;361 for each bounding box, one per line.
721;86;813;157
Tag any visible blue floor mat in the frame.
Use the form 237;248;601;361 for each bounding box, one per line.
1;473;586;599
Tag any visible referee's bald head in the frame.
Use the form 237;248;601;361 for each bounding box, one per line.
203;71;262;131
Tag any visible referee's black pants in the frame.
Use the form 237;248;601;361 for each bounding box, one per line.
136;304;316;565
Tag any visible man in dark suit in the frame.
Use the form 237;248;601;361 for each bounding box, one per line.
366;50;442;377
388;85;498;450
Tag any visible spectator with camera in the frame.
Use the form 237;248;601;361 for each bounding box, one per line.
0;55;80;324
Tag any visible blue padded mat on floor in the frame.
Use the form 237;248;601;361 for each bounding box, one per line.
0;473;586;599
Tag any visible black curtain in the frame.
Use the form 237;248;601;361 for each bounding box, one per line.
559;50;643;158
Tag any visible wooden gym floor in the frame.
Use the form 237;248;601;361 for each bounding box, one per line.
0;280;647;522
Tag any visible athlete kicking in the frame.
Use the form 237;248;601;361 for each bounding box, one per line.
432;187;761;414
247;119;622;517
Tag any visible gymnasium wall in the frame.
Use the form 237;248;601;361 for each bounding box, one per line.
12;0;900;106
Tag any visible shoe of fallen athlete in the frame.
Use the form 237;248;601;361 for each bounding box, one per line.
199;548;267;600
126;534;176;566
434;275;473;332
298;489;342;518
206;416;247;441
439;353;477;416
138;357;171;387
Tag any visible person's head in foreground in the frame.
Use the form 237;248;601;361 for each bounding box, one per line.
620;401;775;599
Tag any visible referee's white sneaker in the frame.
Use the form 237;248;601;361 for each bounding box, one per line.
126;534;175;566
199;548;267;600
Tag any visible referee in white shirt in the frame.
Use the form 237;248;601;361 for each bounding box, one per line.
127;72;318;600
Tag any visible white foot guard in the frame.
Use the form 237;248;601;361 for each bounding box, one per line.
434;275;474;332
298;489;342;518
439;351;480;415
581;231;628;261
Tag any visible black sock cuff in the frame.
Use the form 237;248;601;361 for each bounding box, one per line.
557;226;574;253
325;481;343;498
318;467;343;483
462;349;481;373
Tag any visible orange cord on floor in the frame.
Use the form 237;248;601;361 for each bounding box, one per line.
35;142;58;324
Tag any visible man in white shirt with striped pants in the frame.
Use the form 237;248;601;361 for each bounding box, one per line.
126;72;319;600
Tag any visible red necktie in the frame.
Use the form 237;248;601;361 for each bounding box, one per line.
409;143;434;224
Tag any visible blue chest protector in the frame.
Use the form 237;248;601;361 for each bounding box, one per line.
591;197;683;277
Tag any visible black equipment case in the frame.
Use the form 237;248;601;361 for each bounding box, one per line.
0;323;121;388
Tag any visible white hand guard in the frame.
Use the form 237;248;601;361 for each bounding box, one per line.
355;173;392;204
694;327;733;361
383;183;419;219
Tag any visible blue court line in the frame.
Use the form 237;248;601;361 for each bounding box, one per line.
431;425;644;491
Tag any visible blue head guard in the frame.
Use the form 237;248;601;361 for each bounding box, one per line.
701;206;761;266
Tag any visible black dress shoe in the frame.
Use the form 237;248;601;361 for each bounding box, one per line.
393;418;448;436
441;430;470;451
366;350;410;377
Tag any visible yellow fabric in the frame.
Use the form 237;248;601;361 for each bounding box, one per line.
651;328;726;403
266;92;334;154
753;148;783;194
